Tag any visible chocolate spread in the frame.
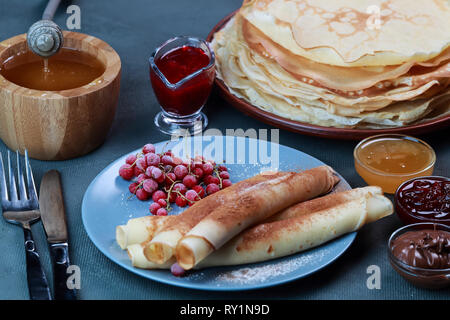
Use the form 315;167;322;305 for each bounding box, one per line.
391;229;450;269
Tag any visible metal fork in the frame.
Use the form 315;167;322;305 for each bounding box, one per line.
0;150;52;300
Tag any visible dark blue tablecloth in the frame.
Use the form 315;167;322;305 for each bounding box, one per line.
0;0;449;299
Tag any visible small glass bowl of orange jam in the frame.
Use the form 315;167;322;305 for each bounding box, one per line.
354;134;436;194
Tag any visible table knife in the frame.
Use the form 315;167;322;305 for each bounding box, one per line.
39;170;77;300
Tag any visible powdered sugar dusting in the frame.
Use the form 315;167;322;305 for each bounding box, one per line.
214;249;329;285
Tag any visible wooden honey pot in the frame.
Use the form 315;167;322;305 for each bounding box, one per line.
0;31;121;160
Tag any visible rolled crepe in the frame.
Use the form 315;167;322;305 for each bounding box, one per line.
116;215;176;249
127;186;391;269
175;166;339;270
118;186;380;249
197;189;393;268
143;172;291;264
124;187;379;268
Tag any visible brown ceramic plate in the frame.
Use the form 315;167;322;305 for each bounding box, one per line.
207;11;450;140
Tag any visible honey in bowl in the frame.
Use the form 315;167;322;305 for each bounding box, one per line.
354;134;435;194
0;47;105;91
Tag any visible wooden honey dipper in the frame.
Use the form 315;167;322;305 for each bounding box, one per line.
26;0;63;58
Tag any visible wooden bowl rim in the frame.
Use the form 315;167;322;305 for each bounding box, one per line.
206;11;450;140
0;31;121;98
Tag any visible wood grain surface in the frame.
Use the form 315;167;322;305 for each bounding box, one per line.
0;31;121;160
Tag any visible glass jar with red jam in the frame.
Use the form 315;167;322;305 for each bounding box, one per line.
395;176;450;226
149;36;215;135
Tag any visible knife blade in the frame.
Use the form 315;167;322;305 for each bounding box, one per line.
39;170;77;300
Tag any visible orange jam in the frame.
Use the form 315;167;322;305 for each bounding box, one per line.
354;135;435;194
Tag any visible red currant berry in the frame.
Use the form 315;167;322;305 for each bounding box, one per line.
174;165;188;180
157;199;167;207
151;167;165;184
161;155;174;166
173;183;187;195
145;153;160;167
219;171;230;179
156;208;168;216
119;164;134;180
192;185;205;198
137;173;147;183
193;161;203;169
142;144;156;154
183;175;197;188
194;168;204;179
168;192;177;203
152;190;166;202
202;163;214;176
143;179;158;194
149;202;161;215
222;179;232;188
175;195;187;207
145;166;156;177
186;190;200;202
134;166;143;177
128;182;139;194
206;183;220;195
125;154;137;165
208;176;220;185
136;188;150;201
203;175;213;185
136;157;148;171
165;172;176;187
170;263;186;277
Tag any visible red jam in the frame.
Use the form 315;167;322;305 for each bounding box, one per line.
150;46;215;116
156;46;210;84
395;177;450;225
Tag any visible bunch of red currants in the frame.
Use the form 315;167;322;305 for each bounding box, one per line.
118;143;232;216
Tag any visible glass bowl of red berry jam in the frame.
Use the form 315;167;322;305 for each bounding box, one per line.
149;36;215;135
395;176;450;226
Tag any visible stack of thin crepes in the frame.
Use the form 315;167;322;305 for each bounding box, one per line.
211;0;450;129
116;166;393;271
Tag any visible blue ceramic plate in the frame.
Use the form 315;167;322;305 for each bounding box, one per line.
82;136;356;291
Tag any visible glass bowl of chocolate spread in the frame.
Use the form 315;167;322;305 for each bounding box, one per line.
388;222;450;289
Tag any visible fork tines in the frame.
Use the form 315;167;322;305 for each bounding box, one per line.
0;150;39;211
